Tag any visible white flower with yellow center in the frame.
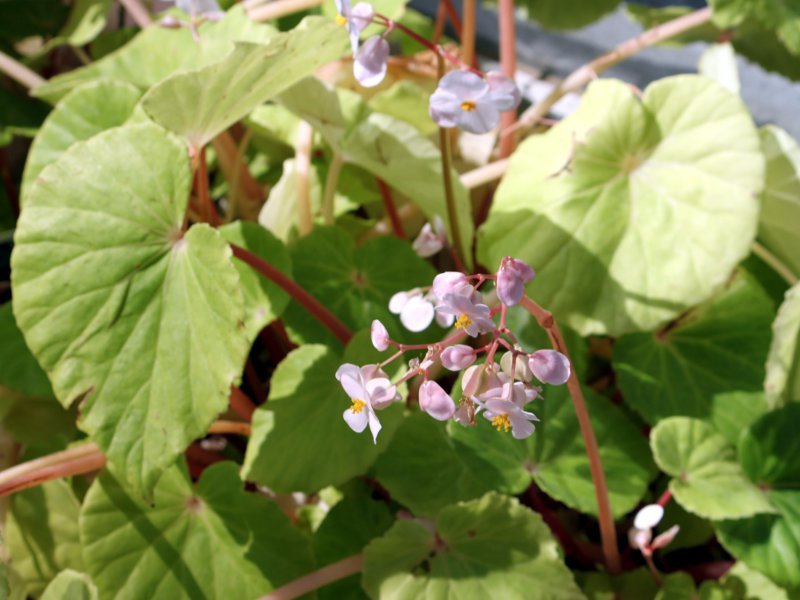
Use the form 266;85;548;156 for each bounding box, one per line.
336;363;399;443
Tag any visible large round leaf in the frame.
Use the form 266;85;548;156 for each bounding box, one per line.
242;344;403;492
716;404;800;589
11;123;248;497
523;0;620;29
478;76;764;336
80;462;314;599
759;126;800;281
21;79;141;201
650;417;775;520
362;493;584;599
40;570;98;600
615;273;773;442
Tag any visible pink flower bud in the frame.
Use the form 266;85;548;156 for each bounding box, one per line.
628;527;652;553
651;525;680;550
370;319;390;352
354;36;389;88
461;364;486;396
432;271;470;300
440;344;476;371
528;350;571;385
496;257;535;306
419;380;456;421
500;351;532;382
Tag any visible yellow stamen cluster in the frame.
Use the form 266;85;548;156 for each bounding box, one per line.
350;399;367;414
455;314;472;330
491;414;511;433
460;100;477;112
336;14;347;25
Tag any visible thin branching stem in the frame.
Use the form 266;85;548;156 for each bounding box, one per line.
0;50;45;89
513;6;712;134
376;179;405;238
230;244;353;344
295;122;315;236
322;153;344;226
520;296;621;574
119;0;152;27
497;0;517;157
260;554;364;600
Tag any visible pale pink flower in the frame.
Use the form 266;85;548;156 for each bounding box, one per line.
419;380;456;421
334;0;374;53
431;271;471;300
440;344;476;371
175;0;224;19
500;351;533;382
496;257;535;306
412;216;446;258
651;525;680;551
436;294;494;337
370;319;390;352
634;504;664;530
429;70;521;134
482;396;538;439
389;290;434;332
336;363;399;443
528;349;571;385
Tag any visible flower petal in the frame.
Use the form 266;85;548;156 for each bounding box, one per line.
389;291;409;314
634;504;664;530
354;36;389;88
508;412;536;439
437;70;489;100
456;99;500;134
486;71;522;112
400;295;434;332
370;319;390;351
343;406;368;433
529;350;571;385
367;409;382;443
350;2;374;31
419;380;456;420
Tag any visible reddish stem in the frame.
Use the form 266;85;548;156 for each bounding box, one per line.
433;1;447;45
196;147;220;226
230;244;353;345
440;0;463;38
657;488;673;507
497;0;517;157
230;386;257;421
520;296;621;574
376;178;405;238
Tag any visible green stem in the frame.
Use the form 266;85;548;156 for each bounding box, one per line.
260;554;363;600
322;153;344;226
752;241;798;286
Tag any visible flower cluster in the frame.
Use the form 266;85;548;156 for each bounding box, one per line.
628;503;680;558
337;254;571;443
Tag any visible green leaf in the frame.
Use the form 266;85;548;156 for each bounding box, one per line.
81;461;314;598
32;6;276;103
698;43;740;95
279;78;474;262
580;568;659;600
765;282;800;406
242;344;403;493
614;274;773;441
259;158;321;243
721;562;794;600
716;404;800;589
141;17;349;149
759;126;800;281
313;493;395;600
40;570;98;600
0;301;51;398
650;417;775;520
21;79;142;201
368;81;438;137
450;385;656;519
522;0;620;29
44;0;113;50
362;492;584;599
478;76;764;336
5;481;83;596
218;222;291;344
373;413;495;516
11;123;248;497
283;225;435;347
711;0;800;54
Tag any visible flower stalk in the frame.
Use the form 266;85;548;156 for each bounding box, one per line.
520;295;621;574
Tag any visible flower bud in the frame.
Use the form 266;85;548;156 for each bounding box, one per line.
651;525;680;550
419;381;456;421
628;527;652;553
441;345;476;371
528;350;571;385
633;504;664;530
496;257;535;307
500;351;533;382
461;364;487;396
432;271;470;300
370;319;390;352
